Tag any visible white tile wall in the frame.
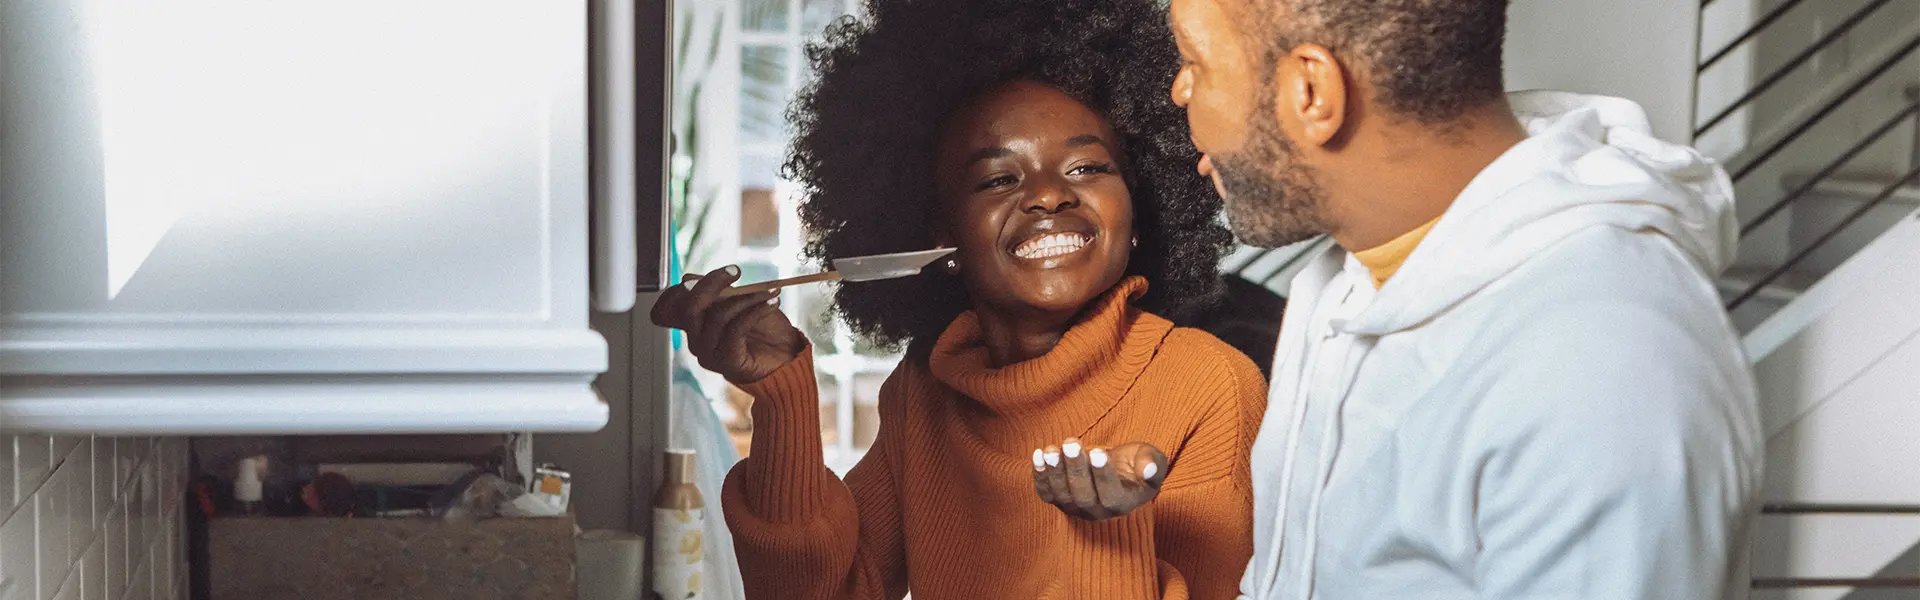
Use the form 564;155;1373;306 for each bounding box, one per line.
0;437;188;600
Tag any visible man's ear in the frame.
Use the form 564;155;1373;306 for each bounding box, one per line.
1271;43;1348;148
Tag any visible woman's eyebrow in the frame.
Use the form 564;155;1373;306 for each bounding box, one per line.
966;146;1014;166
1065;134;1107;148
965;134;1105;166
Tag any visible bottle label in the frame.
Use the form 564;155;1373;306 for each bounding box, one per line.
651;506;705;600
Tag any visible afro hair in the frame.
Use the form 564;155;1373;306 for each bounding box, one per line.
783;0;1232;349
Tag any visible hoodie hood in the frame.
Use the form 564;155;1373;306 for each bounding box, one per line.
1340;90;1738;336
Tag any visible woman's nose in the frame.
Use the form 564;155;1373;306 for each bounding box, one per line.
1023;179;1080;214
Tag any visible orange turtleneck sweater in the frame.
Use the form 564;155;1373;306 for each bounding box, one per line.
722;277;1266;600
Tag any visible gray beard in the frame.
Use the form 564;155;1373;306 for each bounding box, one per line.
1212;109;1334;249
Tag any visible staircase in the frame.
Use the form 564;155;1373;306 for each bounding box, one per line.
1694;0;1920;596
1744;207;1920;597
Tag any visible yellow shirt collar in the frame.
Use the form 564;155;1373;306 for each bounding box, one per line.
1352;217;1441;288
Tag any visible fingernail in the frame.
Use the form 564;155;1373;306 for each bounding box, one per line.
1062;441;1081;459
766;296;780;306
724;265;740;276
1089;449;1107;468
1031;449;1046;471
1141;462;1159;480
1044;451;1061;467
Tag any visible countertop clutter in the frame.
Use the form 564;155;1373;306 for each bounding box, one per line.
208;516;577;600
194;435;579;600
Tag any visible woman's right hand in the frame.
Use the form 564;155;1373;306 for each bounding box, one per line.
1032;438;1169;521
650;265;808;384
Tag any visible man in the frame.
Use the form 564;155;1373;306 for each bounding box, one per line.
1166;0;1764;598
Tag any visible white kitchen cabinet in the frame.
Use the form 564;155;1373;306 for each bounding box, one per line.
0;1;663;434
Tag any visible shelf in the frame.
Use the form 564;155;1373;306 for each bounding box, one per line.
0;374;608;435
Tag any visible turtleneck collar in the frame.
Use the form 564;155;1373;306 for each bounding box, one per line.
928;276;1173;424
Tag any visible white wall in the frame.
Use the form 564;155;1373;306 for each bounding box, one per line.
1504;0;1701;143
1;437;188;600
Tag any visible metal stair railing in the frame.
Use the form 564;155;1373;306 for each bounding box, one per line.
1697;0;1920;317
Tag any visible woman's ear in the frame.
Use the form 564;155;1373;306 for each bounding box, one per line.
928;211;959;248
929;227;961;274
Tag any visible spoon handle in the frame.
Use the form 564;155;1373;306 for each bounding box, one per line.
717;270;844;298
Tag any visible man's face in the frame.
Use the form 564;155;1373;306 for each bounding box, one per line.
1169;0;1333;248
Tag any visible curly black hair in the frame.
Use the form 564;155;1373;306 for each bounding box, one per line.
783;0;1232;350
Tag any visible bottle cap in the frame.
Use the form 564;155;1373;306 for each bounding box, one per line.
663;449;696;486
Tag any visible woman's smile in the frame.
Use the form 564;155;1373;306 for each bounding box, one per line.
1007;217;1099;265
1012;232;1091;260
937;81;1135;317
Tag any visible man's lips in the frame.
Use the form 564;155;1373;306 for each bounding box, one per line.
1196;152;1227;198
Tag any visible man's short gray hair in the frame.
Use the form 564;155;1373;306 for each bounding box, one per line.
1245;0;1510;125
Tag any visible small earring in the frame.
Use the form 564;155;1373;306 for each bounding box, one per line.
943;257;960;274
1130;237;1139;248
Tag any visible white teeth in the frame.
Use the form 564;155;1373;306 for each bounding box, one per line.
1012;233;1090;259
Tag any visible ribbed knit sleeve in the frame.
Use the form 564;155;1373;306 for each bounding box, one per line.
721;350;909;600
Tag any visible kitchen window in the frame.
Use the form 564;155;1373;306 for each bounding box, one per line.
676;0;886;474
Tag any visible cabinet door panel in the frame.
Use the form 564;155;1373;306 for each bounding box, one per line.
1;1;601;377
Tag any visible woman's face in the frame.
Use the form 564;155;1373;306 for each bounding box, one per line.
935;81;1135;318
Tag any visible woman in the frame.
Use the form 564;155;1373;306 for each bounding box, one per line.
650;0;1264;597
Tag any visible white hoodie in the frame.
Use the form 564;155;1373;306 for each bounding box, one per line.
1238;92;1764;600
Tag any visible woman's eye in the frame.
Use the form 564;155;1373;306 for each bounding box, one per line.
976;174;1018;191
1070;163;1116;176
